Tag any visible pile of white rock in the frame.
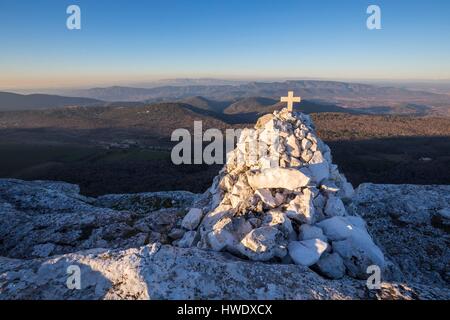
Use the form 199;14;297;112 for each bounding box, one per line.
176;108;385;279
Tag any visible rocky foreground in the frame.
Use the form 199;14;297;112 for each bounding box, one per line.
0;179;449;299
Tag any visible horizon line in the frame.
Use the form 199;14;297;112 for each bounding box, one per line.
3;76;450;93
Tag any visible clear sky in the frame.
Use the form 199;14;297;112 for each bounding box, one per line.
1;0;450;89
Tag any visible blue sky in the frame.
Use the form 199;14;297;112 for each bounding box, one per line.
1;0;449;88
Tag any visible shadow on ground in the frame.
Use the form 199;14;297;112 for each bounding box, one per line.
0;135;449;196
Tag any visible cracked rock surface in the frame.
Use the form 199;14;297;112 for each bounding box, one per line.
0;178;449;299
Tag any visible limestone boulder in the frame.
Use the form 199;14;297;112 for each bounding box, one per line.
324;196;347;217
207;228;236;252
255;113;274;129
175;231;199;248
237;226;287;261
255;189;277;208
263;209;296;240
315;252;346;279
205;216;237;252
285;135;301;158
288;239;328;267
181;208;203;230
316;217;353;241
285;189;316;224
333;229;386;279
168;228;185;240
246;168;311;191
298;224;327;242
307;151;330;183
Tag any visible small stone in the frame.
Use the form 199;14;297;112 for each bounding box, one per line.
298;224;327;242
176;231;199;248
333;229;385;279
274;192;286;206
316;216;352;241
313;193;326;212
237;226;287;261
232;218;253;240
181;208;204;230
321;180;340;193
285;135;301;158
219;175;234;191
315;252;346;279
246;168;311;191
301;149;313;162
301;139;312;150
168;228;185;240
199;205;233;234
263;209;296;240
307;151;330;183
307;133;318;144
207;228;236;251
285;189;315;224
324;196;347;217
345;216;366;229
259;128;278;146
288;239;328;266
228;194;241;208
340;182;354;200
248;218;262;228
255;189;277;208
258;156;275;169
294;128;306;139
255;114;274;129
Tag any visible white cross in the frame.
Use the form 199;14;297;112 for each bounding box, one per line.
280;91;301;112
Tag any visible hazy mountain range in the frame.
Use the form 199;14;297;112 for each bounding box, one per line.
66;80;449;102
1;80;450;116
0;92;101;111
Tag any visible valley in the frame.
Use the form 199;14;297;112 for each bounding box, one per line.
0;100;449;196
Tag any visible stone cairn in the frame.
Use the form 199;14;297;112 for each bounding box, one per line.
176;107;385;280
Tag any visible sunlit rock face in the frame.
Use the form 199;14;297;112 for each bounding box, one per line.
182;108;385;279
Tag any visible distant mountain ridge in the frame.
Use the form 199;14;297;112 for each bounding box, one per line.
64;80;450;116
1;79;450;116
0;90;356;119
0;92;102;111
69;80;450;103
